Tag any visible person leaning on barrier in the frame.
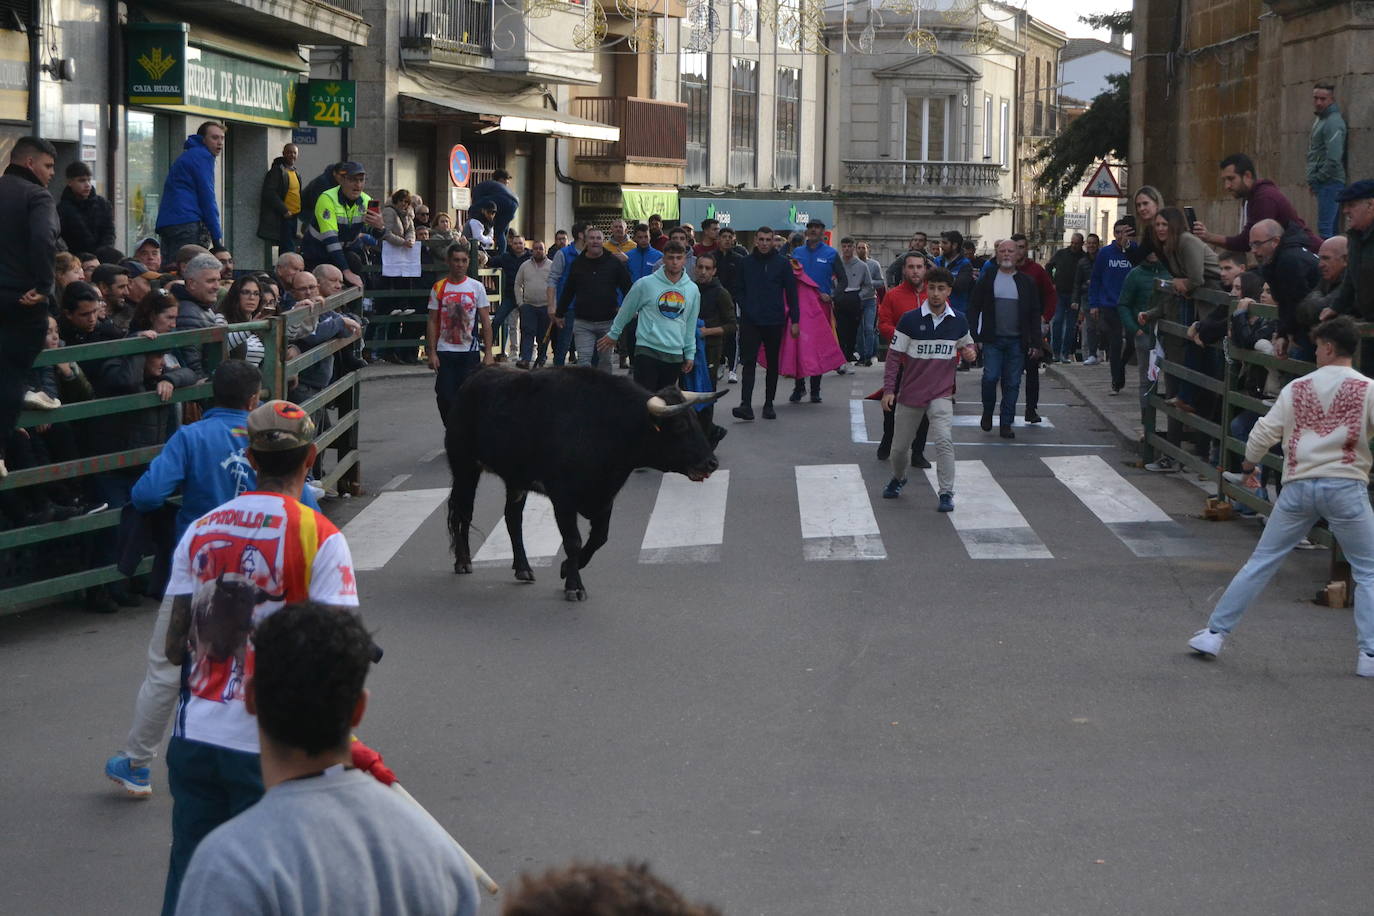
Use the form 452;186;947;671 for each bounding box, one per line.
1249;218;1320;360
1327;179;1374;322
170;253;228;380
1307;235;1349;330
1188;316;1374;677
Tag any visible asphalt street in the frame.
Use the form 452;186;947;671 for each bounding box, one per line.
3;364;1372;915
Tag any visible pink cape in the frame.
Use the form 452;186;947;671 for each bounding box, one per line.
759;262;847;378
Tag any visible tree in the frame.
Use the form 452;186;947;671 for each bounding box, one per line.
1031;72;1130;204
1078;12;1132;34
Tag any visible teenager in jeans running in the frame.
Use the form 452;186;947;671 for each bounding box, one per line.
1188;317;1374;676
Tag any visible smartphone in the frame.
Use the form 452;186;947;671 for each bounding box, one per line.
367;200;381;213
1185;206;1198;227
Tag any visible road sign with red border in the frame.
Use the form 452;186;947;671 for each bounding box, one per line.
1082;161;1124;198
449;144;471;187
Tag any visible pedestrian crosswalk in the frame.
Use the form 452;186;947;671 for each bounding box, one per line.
343;456;1194;572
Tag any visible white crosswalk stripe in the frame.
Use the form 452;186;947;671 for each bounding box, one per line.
473;493;564;567
641;471;730;563
344;488;450;571
795;464;887;560
923;460;1054;559
1041;454;1193;556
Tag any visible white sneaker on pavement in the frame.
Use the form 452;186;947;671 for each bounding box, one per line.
1082;355;1100;365
1189;628;1224;657
1358;652;1374;677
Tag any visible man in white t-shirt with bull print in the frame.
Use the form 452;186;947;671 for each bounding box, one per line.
427;243;494;426
158;400;360;915
1189;317;1374;677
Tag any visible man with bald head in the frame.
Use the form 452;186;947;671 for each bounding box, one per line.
275;252;304;308
1251;217;1320;360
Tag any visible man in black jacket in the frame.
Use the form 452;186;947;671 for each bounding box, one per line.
0;136;60;477
556;228;631;371
966;240;1042;438
732;227;799;421
1250;218;1320;360
257;143;301;255
58;161;115;254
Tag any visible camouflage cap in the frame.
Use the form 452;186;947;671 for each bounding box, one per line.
247;400;316;452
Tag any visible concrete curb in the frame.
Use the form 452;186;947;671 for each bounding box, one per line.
1045;364;1143;452
358;364;431;382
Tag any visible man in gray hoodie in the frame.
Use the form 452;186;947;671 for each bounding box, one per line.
1308;81;1347;238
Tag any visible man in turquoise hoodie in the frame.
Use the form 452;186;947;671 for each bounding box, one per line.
598;241;700;391
156;123;225;258
104;360;320;799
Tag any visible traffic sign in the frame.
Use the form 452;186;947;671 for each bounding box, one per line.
449;144;471;187
1082;161;1124;198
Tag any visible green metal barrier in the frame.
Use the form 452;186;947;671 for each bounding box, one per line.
0;285;363;613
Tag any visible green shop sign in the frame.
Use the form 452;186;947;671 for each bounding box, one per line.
128;25;302;127
304;79;356;129
128;23;188;105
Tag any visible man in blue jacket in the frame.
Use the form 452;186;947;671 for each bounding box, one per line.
1087;219;1137;393
732;227;799;421
472;168;519;255
104;360;321;799
156;122;225;258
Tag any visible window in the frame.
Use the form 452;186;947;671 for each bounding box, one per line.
732;0;757;41
776;0;800;50
729;57;759;185
680;50;710;185
999;99;1010;166
904;95;951;162
983;93;993;159
775;66;800;188
684;1;714;52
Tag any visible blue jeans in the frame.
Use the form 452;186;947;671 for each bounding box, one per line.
553;312;575;366
163;737;263;915
1050;304;1076;359
1313;181;1343;238
434;350;480;425
519;303;549;362
1207;478;1374;653
980;336;1024;428
859;297;878;360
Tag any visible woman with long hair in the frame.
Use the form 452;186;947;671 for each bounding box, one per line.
1132;185;1165;262
218;275;267;366
1154;207;1222;295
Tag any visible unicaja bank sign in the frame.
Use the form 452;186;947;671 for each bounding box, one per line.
684;197;834;233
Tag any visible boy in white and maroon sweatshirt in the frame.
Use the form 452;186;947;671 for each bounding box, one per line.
1189;316;1374;676
879;268;977;510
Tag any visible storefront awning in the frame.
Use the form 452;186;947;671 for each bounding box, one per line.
621;187;679;221
399;92;619;142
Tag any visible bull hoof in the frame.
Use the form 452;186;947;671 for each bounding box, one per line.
514;568;535;583
454;562;472;575
564;587;587;602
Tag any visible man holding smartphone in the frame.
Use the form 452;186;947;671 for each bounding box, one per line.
303;161;384;288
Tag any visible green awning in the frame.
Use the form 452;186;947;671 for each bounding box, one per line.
622;187;678;221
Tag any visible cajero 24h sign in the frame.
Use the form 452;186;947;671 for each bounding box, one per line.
305;80;356;129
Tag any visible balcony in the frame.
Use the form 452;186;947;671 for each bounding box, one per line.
841;159;1004;198
570;97;687;185
403;0;492;61
153;0;368;46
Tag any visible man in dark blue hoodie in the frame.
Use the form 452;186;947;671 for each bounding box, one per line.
732;227;799;421
104;360;321;799
156;122;225;257
1087;220;1138;392
472;168;519;255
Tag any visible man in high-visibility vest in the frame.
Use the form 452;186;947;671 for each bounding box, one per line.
302;161;382;289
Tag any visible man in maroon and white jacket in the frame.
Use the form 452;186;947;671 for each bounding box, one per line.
879;267;976;511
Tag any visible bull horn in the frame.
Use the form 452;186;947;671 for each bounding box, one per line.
680;389;727;404
646;395;693;418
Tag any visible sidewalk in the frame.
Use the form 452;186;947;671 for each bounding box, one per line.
1045;359;1155;452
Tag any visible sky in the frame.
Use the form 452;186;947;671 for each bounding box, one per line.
1019;0;1132;42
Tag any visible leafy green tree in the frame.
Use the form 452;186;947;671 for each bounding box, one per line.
1031;72;1130;204
1078;12;1132;33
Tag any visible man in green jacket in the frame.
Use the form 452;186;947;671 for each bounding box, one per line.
598;241;699;392
1117;250;1172;421
1307;82;1347;238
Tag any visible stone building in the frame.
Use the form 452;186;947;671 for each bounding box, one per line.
1012;16;1066;258
1131;0;1372;237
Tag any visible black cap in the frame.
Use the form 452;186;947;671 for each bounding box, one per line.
1337;180;1374;203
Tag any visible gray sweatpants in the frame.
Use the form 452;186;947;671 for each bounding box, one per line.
120;592;179;766
891;397;955;494
572;318;615;372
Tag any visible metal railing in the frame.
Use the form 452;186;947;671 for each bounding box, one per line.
403;0;493;54
841;159;1003;189
362;265;504;358
0;287;365;613
571;97;688;164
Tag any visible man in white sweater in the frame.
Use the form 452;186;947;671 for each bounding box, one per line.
1190;316;1374;676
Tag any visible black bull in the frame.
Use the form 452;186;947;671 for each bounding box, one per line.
445;367;725;600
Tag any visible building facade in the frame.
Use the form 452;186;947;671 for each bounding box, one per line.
1011;15;1065;259
1131;0;1373;237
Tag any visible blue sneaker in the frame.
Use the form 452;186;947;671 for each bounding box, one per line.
937;492;954;513
882;477;907;499
105;755;152;797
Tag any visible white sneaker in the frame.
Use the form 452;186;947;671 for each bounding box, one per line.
22;390;61;410
1358;652;1374;677
1082;355;1100;365
0;457;7;479
727;370;738;384
1295;537;1324;550
1189;628;1224;657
